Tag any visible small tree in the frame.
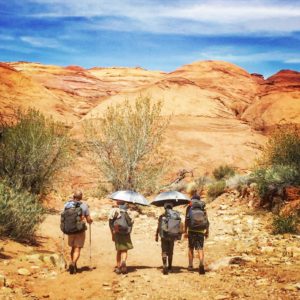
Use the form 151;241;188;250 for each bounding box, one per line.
85;96;170;193
0;109;70;194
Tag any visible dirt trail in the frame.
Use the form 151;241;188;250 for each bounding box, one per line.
1;195;299;300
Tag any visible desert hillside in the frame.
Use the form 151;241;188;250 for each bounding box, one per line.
1;60;300;174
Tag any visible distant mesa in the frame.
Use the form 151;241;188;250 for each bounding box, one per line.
65;65;86;72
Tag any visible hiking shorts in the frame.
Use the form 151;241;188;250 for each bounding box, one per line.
68;231;86;248
161;238;175;256
188;232;204;250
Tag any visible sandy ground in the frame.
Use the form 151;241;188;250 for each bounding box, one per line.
1;195;300;300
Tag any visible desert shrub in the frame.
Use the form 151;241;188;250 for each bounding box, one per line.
251;165;300;199
85;96;170;193
226;174;251;190
0;181;45;241
0;109;70;194
272;215;298;234
213;165;235;180
207;180;226;200
262;127;300;169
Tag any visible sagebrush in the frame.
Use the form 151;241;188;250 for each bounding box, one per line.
262;127;300;169
0;109;71;194
252;165;300;199
207;180;226;200
213;165;235;180
272;215;298;234
0;181;45;241
85;96;170;193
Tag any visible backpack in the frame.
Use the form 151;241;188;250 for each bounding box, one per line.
60;201;87;235
188;200;209;230
160;209;182;240
113;211;133;235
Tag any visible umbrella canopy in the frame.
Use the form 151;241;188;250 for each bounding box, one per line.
151;191;190;207
109;190;149;206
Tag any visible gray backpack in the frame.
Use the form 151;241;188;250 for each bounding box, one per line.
161;209;181;239
189;200;209;230
60;202;87;235
113;211;133;235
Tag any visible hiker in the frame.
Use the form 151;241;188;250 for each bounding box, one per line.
184;193;209;274
155;202;182;275
109;200;134;274
60;190;93;274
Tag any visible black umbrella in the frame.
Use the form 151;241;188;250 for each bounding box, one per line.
151;191;190;207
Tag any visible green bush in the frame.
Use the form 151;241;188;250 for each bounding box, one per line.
272;215;298;234
263;127;300;169
0;182;45;241
207;180;226;200
251;165;300;199
0;109;70;194
213;165;235;180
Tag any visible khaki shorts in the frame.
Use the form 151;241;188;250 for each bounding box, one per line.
68;231;86;248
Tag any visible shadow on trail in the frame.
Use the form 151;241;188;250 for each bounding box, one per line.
126;265;186;274
157;266;185;274
76;266;96;273
126;265;155;273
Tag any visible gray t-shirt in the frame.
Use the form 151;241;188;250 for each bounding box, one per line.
64;200;90;216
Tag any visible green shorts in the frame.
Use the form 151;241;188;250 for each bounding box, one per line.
114;234;133;251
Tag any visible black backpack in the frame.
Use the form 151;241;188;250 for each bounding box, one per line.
160;209;182;240
113;211;133;235
188;200;209;230
60;202;87;235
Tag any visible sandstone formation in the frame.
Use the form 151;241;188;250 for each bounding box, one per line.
1;60;299;175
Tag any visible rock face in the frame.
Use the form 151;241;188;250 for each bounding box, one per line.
242;70;300;130
1;60;299;175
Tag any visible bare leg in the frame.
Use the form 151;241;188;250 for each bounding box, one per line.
72;247;81;265
199;249;204;266
120;250;128;264
120;251;128;274
188;248;194;267
70;247;75;262
116;251;122;267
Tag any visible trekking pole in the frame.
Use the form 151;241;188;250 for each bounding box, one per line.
89;223;92;269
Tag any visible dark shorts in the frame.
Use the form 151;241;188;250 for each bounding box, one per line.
188;232;204;250
161;238;175;256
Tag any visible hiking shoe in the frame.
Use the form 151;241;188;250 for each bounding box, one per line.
120;261;127;274
168;267;173;273
114;267;122;275
187;265;193;272
69;263;76;275
199;265;205;275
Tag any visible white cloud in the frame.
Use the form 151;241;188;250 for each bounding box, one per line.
20;36;61;48
177;47;300;65
285;59;300;64
28;0;300;35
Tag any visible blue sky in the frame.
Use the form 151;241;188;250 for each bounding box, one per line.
0;0;300;77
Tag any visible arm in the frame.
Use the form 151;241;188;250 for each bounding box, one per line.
85;215;93;224
184;206;190;234
155;216;162;241
205;211;209;238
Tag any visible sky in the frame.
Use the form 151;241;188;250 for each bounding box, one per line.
0;0;300;77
